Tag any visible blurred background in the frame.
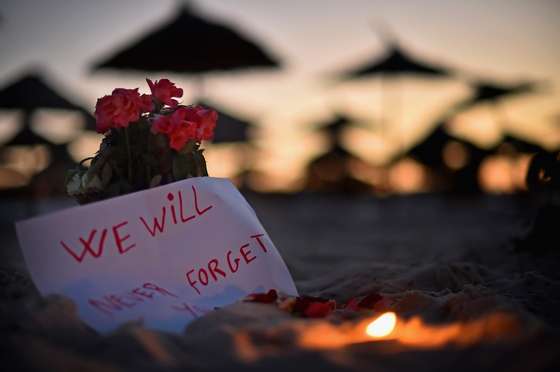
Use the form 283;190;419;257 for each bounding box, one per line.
0;0;558;202
2;3;560;368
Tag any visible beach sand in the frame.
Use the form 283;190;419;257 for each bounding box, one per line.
1;193;559;371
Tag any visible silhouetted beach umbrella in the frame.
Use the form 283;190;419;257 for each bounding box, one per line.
315;114;367;148
316;143;355;161
304;115;371;193
408;125;459;167
49;143;77;167
0;72;96;130
458;81;537;112
194;100;254;188
196;100;251;143
453;80;538;134
318;115;355;138
0;74;78;111
340;42;451;142
93;7;279;74
343;46;449;79
406;124;491;193
305;143;371;194
31;143;77;197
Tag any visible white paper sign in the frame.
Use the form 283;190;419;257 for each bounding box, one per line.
16;177;298;333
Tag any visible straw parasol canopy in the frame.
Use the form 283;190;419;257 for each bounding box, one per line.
0;72;95;131
339;38;453;149
195;100;252;144
342;45;450;79
456;80;538;112
92;6;279;74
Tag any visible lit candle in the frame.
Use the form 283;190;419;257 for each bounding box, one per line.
366;311;397;338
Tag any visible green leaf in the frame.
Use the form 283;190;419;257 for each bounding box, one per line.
149;174;162;188
179;140;198;155
66;171;83;196
85;174;103;191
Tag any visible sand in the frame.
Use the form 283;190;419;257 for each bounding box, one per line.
1;193;559;371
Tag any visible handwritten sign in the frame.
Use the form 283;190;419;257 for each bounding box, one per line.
16;177;298;333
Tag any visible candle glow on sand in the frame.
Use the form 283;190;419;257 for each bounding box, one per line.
295;311;525;350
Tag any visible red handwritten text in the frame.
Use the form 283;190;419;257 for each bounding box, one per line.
60;221;135;263
88;282;177;317
60;184;213;263
139;185;213;238
186;233;268;295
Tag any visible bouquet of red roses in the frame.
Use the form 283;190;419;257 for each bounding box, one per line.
66;78;218;204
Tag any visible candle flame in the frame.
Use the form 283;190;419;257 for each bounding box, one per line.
366;312;397;338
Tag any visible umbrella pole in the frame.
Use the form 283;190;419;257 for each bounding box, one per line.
23;110;39;212
379;75;386;141
379;76;392;192
22;109;32;129
394;75;403;157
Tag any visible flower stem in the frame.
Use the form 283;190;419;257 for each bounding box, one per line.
124;127;133;186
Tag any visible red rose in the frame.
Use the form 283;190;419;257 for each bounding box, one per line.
169;124;196;151
151;115;173;135
152;108;197;151
147;78;183;107
140;94;154;112
188;105;218;141
94;88;151;133
151;106;218;151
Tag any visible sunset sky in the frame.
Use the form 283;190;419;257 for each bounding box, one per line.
0;0;559;188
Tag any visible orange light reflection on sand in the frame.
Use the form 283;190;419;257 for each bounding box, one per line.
297;312;524;350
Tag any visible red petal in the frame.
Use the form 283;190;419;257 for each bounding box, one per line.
244;289;278;304
357;293;382;309
303;301;335;318
292;296;328;314
344;297;361;311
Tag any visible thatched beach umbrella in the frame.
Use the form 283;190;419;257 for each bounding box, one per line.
195;100;252;144
305;142;371;194
406;124;491;193
31;143;77;197
0;72;96;131
3;126;53;147
456;80;537;115
92;5;280;96
0;72;92;195
340;40;452;151
319;115;356;138
340;43;451;116
304;114;371;193
314;114;369;145
343;45;449;79
193;100;256;188
450;80;539;153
